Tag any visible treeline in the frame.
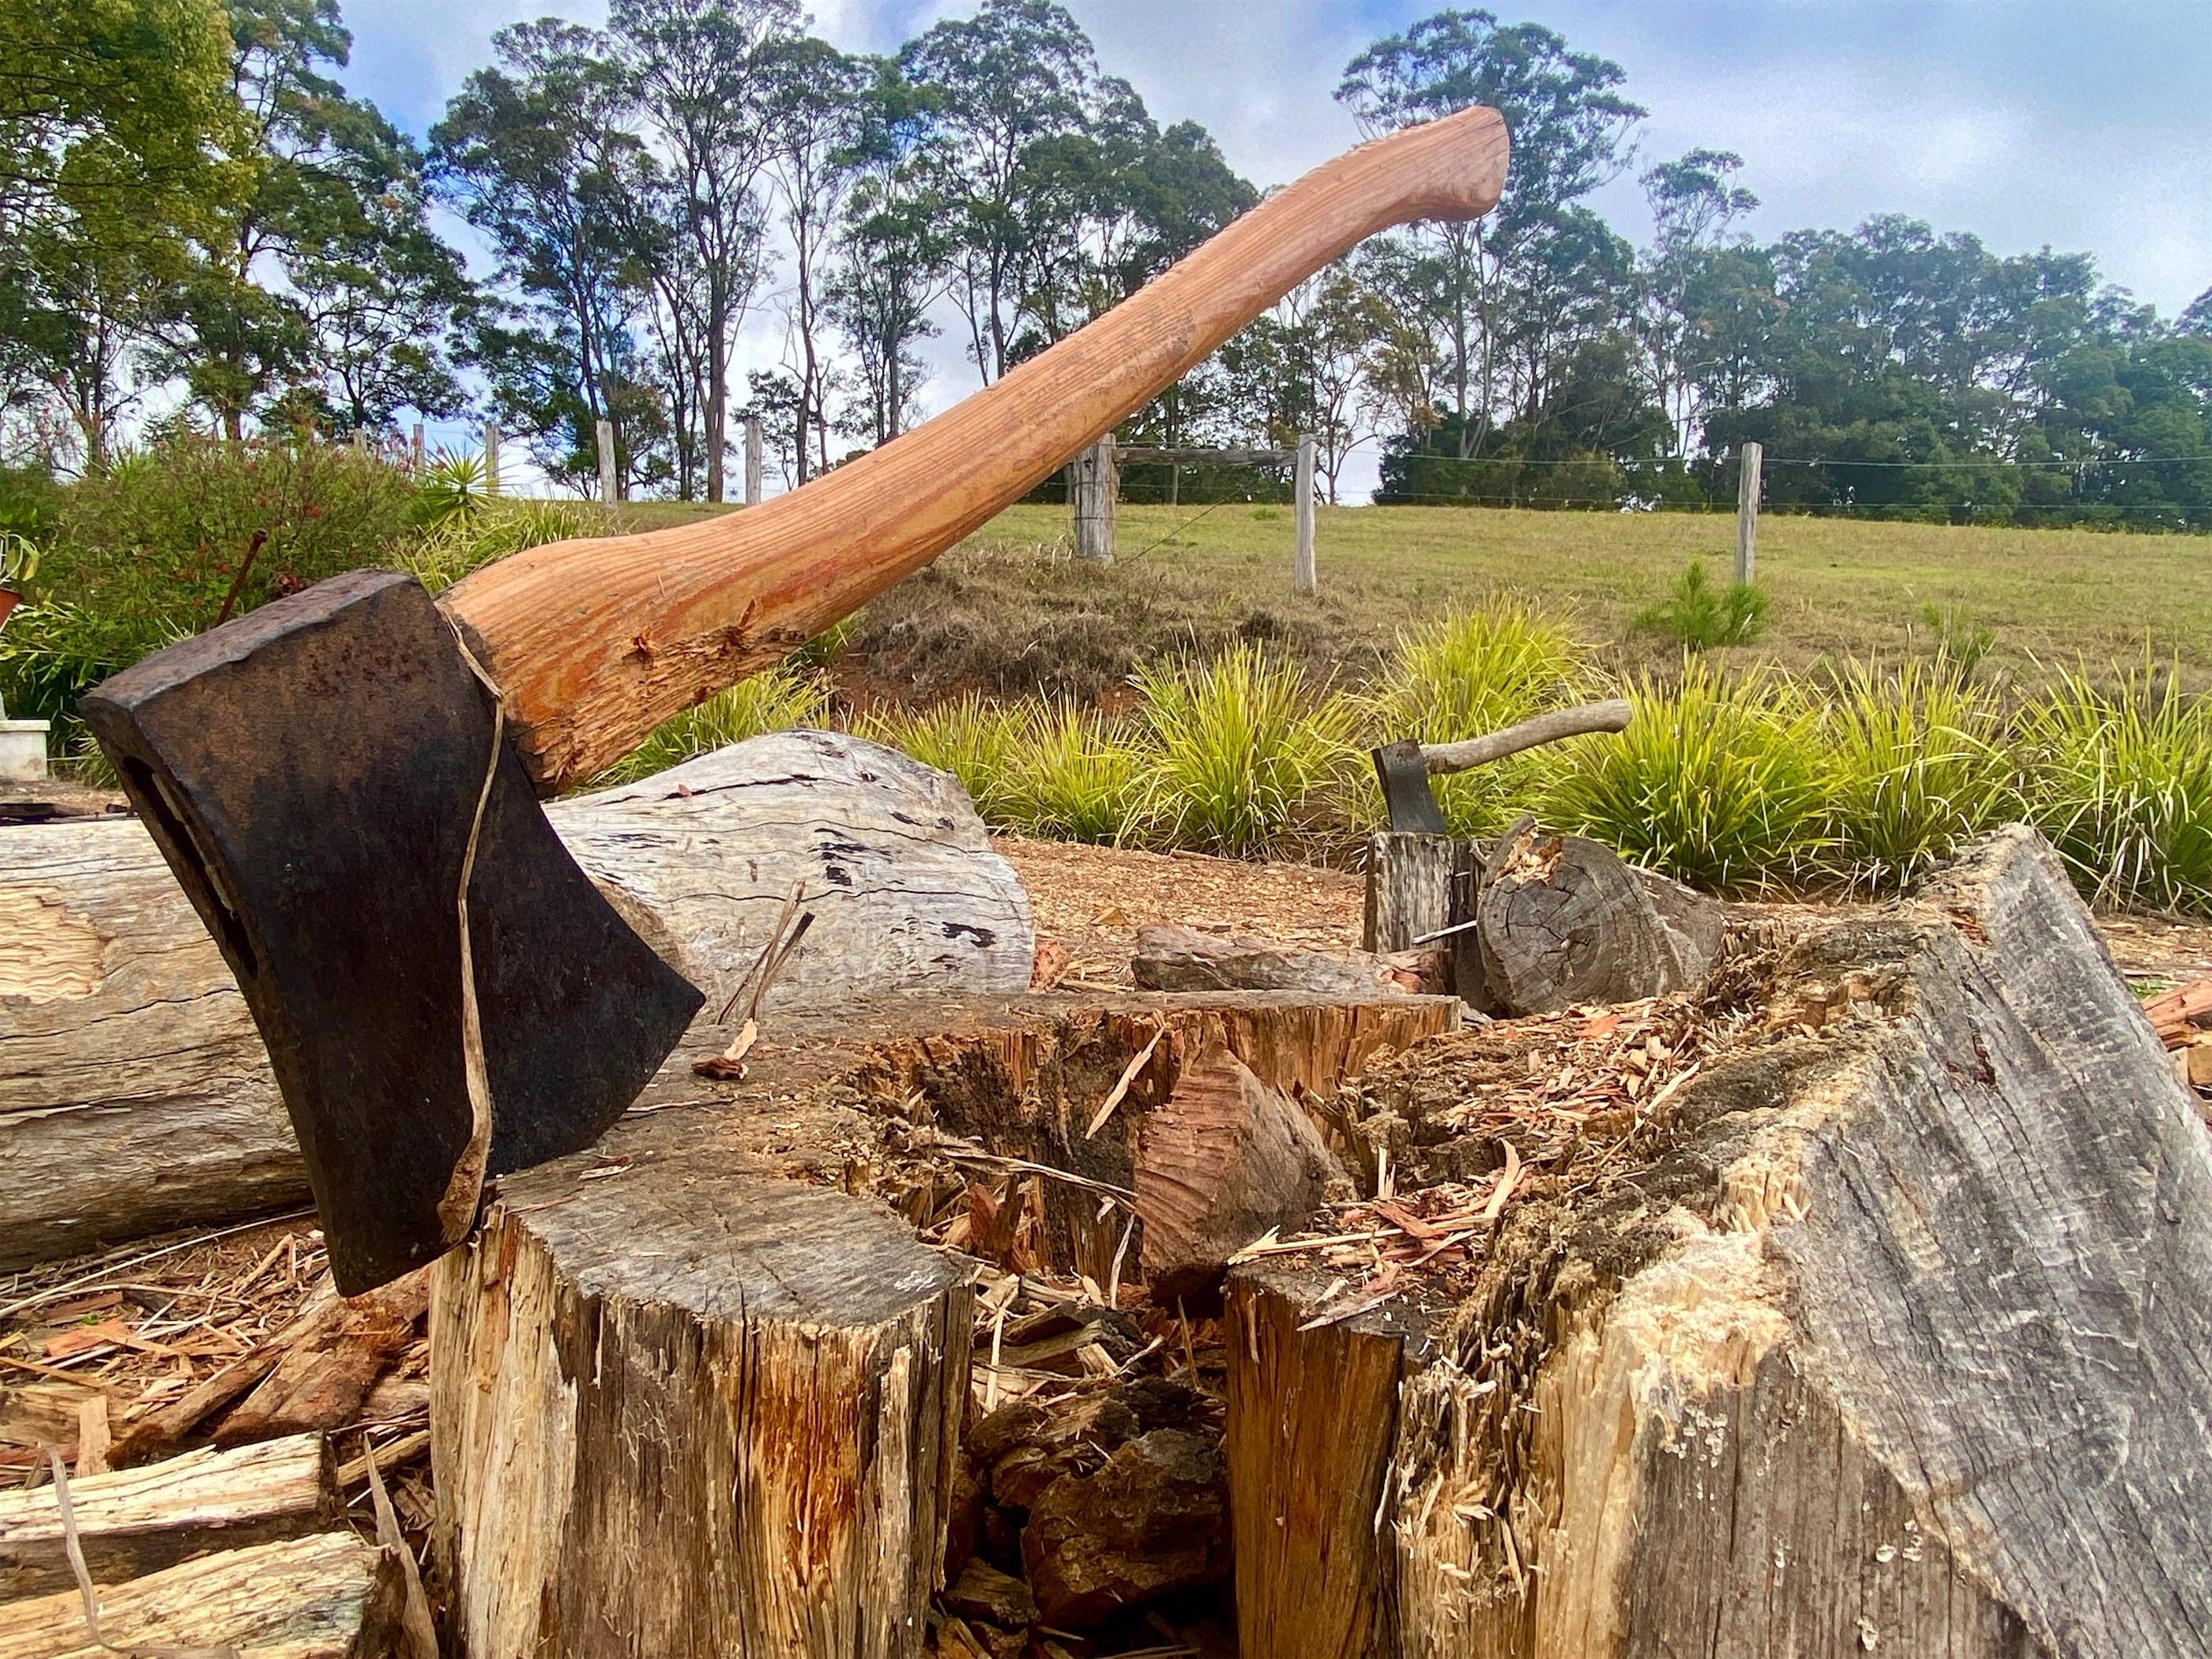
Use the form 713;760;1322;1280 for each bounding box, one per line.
6;1;2210;524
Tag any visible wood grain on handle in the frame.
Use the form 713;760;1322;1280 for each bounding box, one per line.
442;105;1510;791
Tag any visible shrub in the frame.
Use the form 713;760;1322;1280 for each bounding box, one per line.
399;498;602;592
1367;597;1589;834
860;693;1030;819
0;436;419;730
1632;559;1769;649
2013;664;2212;912
596;665;833;787
416;448;492;528
1130;641;1358;856
1807;660;2011;893
1914;601;1996;677
1540;662;1823;893
999;705;1146;842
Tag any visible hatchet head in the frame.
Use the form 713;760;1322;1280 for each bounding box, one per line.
81;570;702;1293
1372;739;1448;835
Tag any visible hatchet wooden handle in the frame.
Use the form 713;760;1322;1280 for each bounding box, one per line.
442;105;1510;792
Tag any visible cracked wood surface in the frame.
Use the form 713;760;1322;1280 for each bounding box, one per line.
0;732;1030;1267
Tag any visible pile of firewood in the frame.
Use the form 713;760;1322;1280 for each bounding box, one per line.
2143;976;2212;1115
0;1227;431;1655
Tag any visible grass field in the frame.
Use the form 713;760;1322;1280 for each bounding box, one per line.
819;502;2211;700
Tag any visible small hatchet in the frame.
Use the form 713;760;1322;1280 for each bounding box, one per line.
84;107;1509;1293
1372;698;1633;833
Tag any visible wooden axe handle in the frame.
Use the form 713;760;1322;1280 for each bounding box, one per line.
442;105;1510;791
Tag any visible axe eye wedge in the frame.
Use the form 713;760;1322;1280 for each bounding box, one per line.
81;570;702;1294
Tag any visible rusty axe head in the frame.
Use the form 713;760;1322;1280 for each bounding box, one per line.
81;570;702;1293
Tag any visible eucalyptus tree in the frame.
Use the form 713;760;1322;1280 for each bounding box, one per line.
609;0;799;499
1638;149;1758;453
1337;9;1643;457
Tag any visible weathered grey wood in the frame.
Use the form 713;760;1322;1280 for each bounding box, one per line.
1071;434;1116;563
1474;818;1721;1014
1418;698;1632;775
1293;433;1317;594
1736;438;1762;583
0;1530;401;1659
1378;826;2212;1657
744;415;764;506
430;1153;971;1659
1362;831;1458;956
0;730;1033;1267
594;416;616;502
483;419;500;495
0;1434;337;1597
1132;924;1409;997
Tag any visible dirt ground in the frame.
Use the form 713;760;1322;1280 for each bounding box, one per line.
994;835;2212;989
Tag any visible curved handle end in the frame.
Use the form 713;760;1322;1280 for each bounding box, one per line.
1391;103;1511;224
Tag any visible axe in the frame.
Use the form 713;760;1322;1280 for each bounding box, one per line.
83;106;1510;1293
1371;698;1633;833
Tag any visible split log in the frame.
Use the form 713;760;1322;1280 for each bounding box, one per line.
1224;1265;1443;1659
214;1270;426;1447
1361;832;1463;956
1241;826;2212;1656
0;729;1034;1267
0;1532;401;1659
0;1433;336;1598
1474;818;1722;1014
429;1152;971;1659
1131;924;1440;996
1134;1042;1345;1307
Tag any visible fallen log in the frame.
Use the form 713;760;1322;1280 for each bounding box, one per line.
0;1432;336;1598
0;1530;401;1659
0;729;1033;1267
1132;924;1441;996
1473;817;1722;1014
1231;826;2212;1656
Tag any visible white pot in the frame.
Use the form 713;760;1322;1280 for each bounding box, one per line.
0;717;49;783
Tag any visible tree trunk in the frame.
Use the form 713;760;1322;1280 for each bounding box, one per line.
0;1434;337;1599
1240;826;2212;1657
0;732;1033;1267
429;1157;970;1659
0;1531;401;1659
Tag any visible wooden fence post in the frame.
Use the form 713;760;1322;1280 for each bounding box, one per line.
1735;440;1762;584
1293;433;1317;593
743;419;764;506
596;419;617;504
483;421;502;496
1072;434;1117;564
410;423;425;472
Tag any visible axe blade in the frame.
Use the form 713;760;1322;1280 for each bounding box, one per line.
1372;739;1447;835
82;570;702;1293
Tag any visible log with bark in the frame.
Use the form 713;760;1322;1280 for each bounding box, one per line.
1132;924;1445;997
0;1432;337;1598
1225;826;2212;1657
1473;816;1723;1014
0;1531;402;1659
0;729;1034;1267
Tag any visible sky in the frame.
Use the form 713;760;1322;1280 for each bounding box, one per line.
331;0;2212;496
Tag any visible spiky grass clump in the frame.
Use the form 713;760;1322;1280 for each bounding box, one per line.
1805;660;2011;893
1540;661;1822;893
1632;559;1769;649
1131;641;1358;857
999;705;1147;842
2012;664;2212;912
597;666;833;786
1367;598;1590;834
860;693;1030;821
401;498;602;591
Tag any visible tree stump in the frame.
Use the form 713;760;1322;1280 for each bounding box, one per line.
1233;826;2212;1656
429;1153;970;1659
0;730;1033;1267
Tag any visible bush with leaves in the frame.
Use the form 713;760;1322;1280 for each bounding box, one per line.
0;437;419;733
